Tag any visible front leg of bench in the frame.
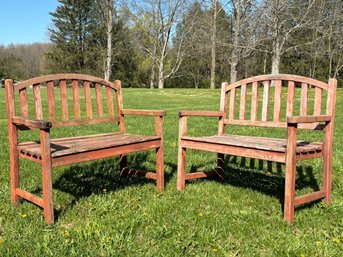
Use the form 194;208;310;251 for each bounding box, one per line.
284;123;298;223
40;129;54;224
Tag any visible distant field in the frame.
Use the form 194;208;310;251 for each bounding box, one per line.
0;88;342;256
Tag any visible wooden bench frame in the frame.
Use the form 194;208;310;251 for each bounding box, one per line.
5;74;165;224
177;74;337;223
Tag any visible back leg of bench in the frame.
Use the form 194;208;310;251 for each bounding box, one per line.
216;153;225;180
177;146;186;191
156;146;164;191
119;155;128;177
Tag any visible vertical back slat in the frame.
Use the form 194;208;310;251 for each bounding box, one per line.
219;82;229;135
115;80;125;132
314;86;322;115
59;80;69;121
19;88;29;118
46;81;56;121
287;81;295;117
273;80;282;122
239;84;247;120
95;83;103;118
72;79;81;120
262;81;270;121
33;84;42;119
251;81;258;121
229;88;236;120
84;81;93;119
106;87;114;118
300;83;308;116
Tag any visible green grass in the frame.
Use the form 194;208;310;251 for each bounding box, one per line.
0;88;343;256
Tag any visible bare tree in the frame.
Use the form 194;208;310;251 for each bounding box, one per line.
129;0;194;88
260;0;317;75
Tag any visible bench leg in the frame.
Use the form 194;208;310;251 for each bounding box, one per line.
322;129;333;203
284;124;297;223
41;130;54;224
10;148;20;205
177;146;186;191
156;146;164;191
119;155;128;177
216;153;225;180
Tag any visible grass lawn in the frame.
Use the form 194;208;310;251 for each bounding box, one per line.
0;87;342;256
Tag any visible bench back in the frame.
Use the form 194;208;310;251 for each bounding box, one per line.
5;74;124;130
219;74;337;131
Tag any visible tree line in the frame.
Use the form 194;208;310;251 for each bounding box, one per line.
1;0;342;88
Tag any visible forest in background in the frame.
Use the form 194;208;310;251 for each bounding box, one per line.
0;0;342;88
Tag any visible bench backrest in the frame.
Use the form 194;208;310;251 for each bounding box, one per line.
5;74;124;130
219;74;337;132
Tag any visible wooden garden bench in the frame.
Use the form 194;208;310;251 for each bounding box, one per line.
177;74;337;223
5;74;165;224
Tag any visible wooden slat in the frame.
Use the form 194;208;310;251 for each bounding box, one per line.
262;81;270;121
185;170;218;180
181;140;286;163
122;168;157;180
46;81;56;121
294;191;325;206
52;140;160;167
287;81;295;117
72;79;81;120
251;81;258;121
239;84;247;120
115;80;125;133
51;117;120;128
33;84;42;119
314;87;322;115
229;88;236;120
300;83;308;116
16;188;44;207
273;80;282;122
106;87;114;117
59;79;69;121
287;115;331;123
95;83;103;118
224;119;324;130
84;81;93;119
19;88;29;118
179;111;222;117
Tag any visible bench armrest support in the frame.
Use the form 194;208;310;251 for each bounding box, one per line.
287;115;331;124
11;116;52;130
121;109;166;117
179;111;223;117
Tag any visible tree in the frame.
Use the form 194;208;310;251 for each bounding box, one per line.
46;0;103;75
96;0;114;80
129;0;193;88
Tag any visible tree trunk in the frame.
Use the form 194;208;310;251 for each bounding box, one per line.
271;41;280;75
230;57;238;84
104;0;113;81
158;61;164;89
210;0;217;89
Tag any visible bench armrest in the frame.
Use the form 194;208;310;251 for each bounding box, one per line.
121;109;166;116
11;116;52;129
287;115;331;124
178;111;223;117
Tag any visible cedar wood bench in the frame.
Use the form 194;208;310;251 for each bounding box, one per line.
177;74;337;223
5;74;165;224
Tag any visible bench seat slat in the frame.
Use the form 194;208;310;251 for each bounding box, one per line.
181;134;322;154
18;133;160;158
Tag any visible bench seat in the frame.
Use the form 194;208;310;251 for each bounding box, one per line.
182;134;322;154
18;132;160;166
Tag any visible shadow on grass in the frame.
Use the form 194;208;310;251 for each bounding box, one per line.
34;151;175;222
190;155;321;212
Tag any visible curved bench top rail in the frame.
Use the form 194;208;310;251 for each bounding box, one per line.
226;74;328;91
14;73;118;91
